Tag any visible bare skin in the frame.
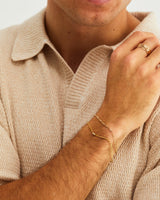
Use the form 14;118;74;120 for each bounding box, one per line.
1;0;160;199
45;0;140;72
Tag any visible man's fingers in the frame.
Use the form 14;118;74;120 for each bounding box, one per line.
136;45;160;77
132;36;160;57
117;31;157;53
125;36;160;68
144;45;160;72
111;31;160;78
115;36;160;72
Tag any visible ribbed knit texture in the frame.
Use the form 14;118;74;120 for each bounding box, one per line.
0;8;160;199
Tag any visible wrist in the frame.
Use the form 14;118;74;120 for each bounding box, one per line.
77;117;115;166
97;104;128;148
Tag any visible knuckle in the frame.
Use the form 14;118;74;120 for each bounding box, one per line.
111;49;121;60
150;36;159;44
133;31;155;39
123;54;135;66
149;32;155;37
153;35;159;42
145;32;155;38
137;65;148;78
133;31;144;37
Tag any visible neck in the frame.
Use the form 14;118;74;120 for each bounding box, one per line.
45;3;140;72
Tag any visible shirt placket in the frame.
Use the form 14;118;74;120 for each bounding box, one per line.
62;47;112;146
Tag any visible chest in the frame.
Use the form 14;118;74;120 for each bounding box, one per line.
1;55;150;199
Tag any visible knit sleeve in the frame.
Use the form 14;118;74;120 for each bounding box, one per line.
0;98;20;185
133;110;160;199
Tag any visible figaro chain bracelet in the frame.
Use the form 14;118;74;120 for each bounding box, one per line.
87;115;117;162
94;114;117;154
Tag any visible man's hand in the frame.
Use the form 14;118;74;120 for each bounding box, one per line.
99;31;160;144
1;31;160;200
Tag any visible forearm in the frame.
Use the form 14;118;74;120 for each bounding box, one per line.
0;110;121;200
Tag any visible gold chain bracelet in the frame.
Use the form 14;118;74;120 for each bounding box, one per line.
94;114;117;154
87;122;115;162
95;114;112;132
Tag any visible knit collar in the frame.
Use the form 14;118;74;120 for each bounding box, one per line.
11;9;160;61
11;8;54;61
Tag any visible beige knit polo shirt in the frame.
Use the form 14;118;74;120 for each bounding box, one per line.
0;8;160;199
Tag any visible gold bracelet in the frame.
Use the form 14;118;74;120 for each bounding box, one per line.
87;122;115;162
94;114;117;154
95;114;112;131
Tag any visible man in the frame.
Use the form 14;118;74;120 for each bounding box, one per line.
0;0;160;199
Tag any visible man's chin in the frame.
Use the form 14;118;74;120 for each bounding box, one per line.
69;13;112;27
